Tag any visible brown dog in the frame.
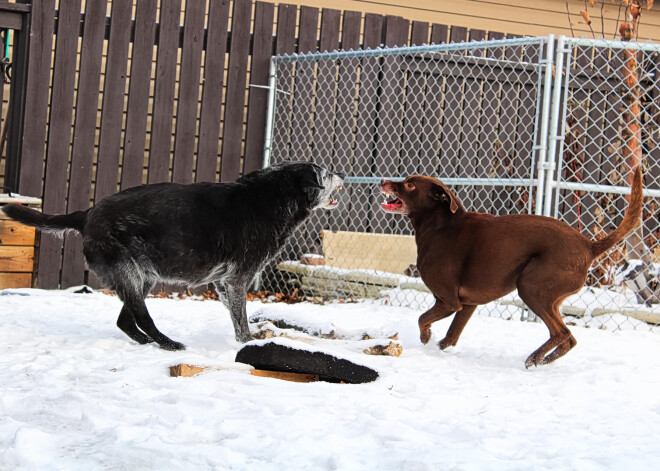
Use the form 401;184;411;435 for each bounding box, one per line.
381;167;643;367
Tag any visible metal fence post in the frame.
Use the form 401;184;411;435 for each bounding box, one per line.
545;35;568;217
262;56;278;168
534;34;555;216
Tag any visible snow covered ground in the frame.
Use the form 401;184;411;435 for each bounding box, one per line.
2;288;660;470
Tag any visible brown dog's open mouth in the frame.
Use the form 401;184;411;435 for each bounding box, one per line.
381;196;404;211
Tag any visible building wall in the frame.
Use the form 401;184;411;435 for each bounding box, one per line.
275;0;660;42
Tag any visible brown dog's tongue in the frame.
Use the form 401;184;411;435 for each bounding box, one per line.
382;198;403;210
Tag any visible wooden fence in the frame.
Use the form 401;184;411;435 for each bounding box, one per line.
0;0;526;289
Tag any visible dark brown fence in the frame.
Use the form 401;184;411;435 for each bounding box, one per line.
0;0;518;289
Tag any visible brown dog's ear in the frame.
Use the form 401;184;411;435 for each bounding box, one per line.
431;186;460;213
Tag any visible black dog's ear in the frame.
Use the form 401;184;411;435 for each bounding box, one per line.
431;186;459;213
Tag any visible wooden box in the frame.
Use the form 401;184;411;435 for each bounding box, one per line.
0;195;41;289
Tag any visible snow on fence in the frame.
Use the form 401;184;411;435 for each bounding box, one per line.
261;35;660;333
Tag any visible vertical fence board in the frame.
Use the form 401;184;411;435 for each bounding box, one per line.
220;0;252;182
38;0;82;288
419;23;448;178
477;79;500;212
270;4;297;167
61;0;108;287
17;0;55;197
312;8;340;167
288;6;319;162
88;0;132;289
196;0;230;182
398;22;429;234
454;78;482;207
147;0;182;185
120;0;157;190
310;9;340;236
172;0;205;184
376;16;408;233
458;28;487;208
410;20;429;46
430;23;448;44
437;27;468;181
290;6;321;251
331;10;361;231
348;13;383;232
493;81;517;215
275;5;297;63
94;0;132;203
243;1;275;175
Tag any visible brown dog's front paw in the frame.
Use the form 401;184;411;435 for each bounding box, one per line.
438;337;455;350
419;327;431;344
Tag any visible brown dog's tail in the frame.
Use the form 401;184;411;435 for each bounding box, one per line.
590;165;643;257
1;203;86;235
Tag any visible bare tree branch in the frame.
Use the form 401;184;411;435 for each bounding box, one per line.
565;0;576;37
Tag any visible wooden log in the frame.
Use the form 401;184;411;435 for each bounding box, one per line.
363;342;403;357
169;364;206;377
250;370;319;383
168;363;320;383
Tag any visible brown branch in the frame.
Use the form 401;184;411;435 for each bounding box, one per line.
565;0;576;37
580;9;596;38
615;2;624;38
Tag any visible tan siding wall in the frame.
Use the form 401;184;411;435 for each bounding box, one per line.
276;0;660;41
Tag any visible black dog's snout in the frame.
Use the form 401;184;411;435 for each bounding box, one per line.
335;171;346;179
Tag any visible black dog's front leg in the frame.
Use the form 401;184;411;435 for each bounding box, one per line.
216;282;253;343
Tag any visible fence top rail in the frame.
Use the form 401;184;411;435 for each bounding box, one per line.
562;35;660;52
273;35;553;63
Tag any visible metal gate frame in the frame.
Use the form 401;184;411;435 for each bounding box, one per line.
263;35;556;217
550;36;660;211
261;35;660;332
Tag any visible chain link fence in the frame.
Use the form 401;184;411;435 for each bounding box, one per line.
551;37;660;332
259;35;660;334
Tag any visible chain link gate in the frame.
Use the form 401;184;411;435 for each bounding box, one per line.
259;36;554;319
258;35;660;333
548;37;660;332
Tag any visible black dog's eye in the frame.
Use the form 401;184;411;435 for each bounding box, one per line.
405;182;415;190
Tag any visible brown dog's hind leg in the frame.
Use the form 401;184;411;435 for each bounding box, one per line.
519;284;577;367
438;305;477;350
539;334;577;366
418;301;458;344
516;257;583;367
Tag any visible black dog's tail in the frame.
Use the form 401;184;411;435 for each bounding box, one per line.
1;203;86;235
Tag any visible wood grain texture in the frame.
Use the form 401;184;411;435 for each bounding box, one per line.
0;246;34;272
0;219;35;245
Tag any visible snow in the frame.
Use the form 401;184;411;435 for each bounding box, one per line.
2;288;660;470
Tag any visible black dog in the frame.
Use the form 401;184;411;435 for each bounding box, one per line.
2;162;344;350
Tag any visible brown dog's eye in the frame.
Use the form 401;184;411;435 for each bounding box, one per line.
405;182;415;190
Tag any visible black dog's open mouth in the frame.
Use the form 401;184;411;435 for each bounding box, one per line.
328;185;343;207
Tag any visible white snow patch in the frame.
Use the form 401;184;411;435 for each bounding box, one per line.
1;289;660;470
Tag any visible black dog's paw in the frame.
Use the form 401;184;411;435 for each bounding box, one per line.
159;340;186;351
